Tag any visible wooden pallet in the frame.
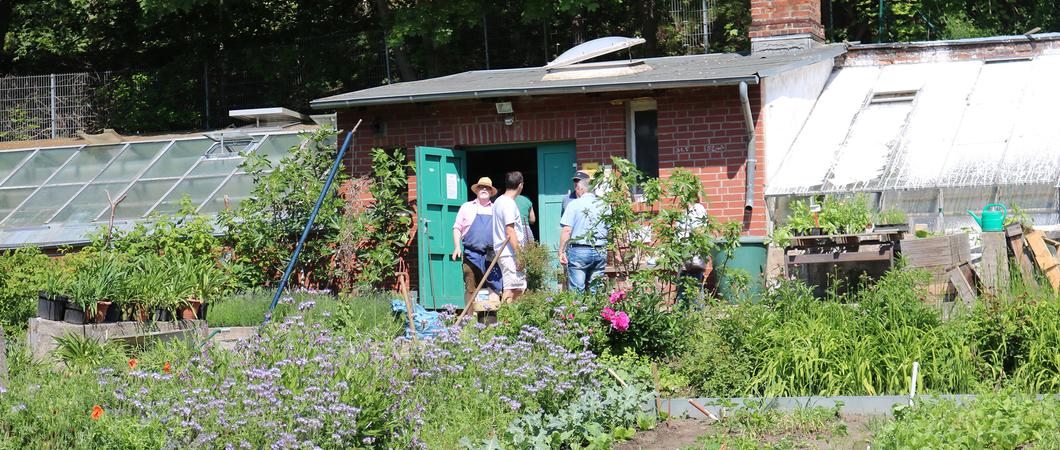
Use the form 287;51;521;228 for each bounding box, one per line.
1026;229;1060;291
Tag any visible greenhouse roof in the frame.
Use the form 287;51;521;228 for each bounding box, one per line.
0;130;309;248
768;53;1060;197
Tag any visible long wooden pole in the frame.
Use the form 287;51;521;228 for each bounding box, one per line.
457;249;503;321
399;274;418;344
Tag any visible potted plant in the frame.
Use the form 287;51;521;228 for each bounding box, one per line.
177;255;229;320
786;200;816;236
873;208;909;232
38;261;71;321
64;252;126;324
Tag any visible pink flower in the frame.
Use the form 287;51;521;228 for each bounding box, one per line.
612;311;630;331
609;290;627;304
600;307;616;321
567;314;574;320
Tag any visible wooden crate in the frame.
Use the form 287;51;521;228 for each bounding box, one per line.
899;233;972;302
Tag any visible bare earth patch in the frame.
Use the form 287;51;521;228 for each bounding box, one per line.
616;415;877;450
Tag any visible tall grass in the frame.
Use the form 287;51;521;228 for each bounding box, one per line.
206;289;401;338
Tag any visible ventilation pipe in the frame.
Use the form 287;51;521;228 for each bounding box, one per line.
739;81;757;212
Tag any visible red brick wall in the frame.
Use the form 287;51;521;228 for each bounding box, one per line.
749;0;824;41
335;86;767;290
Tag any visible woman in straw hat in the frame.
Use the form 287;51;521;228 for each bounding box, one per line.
451;177;503;301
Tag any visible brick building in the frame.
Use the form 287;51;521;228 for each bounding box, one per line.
311;0;842;307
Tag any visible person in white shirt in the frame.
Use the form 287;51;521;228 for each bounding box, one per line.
492;171;528;301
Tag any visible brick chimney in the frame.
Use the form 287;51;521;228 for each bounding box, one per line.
750;0;825;52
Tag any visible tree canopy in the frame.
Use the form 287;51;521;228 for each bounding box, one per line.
0;0;1055;134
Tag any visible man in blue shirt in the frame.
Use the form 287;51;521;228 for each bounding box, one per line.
559;176;609;293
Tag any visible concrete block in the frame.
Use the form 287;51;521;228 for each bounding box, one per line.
207;326;258;351
27;318;208;361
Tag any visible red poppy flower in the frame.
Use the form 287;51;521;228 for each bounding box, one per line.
162;361;171;374
127;359;138;369
91;405;104;420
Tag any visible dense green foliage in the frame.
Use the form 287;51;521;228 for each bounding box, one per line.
875;390;1060;448
336;148;414;290
219;127;344;289
2;1;1055;134
0;248;53;331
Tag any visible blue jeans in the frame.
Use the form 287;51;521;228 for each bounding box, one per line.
566;246;607;293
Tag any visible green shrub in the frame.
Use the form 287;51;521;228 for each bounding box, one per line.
516;240;558;292
0;248;53;330
875;389;1060;449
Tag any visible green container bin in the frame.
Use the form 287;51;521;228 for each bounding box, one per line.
711;236;768;302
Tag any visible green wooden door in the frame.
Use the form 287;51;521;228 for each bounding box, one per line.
536;142;577;252
415;146;467;308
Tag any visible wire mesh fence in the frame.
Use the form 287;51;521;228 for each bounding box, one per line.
0;72;111;142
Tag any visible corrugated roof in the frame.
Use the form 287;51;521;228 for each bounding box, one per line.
768;53;1060;197
311;44;847;109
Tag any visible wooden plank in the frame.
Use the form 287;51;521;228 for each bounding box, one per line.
980;232;1010;295
786;249;893;265
948;266;976;308
1026;230;1060;291
1006;226;1035;281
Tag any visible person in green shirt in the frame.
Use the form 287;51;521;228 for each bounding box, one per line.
514;194;536;242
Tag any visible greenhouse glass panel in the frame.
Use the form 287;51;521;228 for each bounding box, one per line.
253;133;303;164
941;187;994;216
884;189;938;215
95;142;167;183
141;139;210;179
3;185;81;226
111;179;179;220
1;147;78;187
199;174;255;214
186;157;243;178
997;184;1057;213
0;188;34;219
49;182;128;224
0;151;33;183
49;144;126;185
151;176;228;216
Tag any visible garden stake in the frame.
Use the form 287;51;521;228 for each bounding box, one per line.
399;273;418;344
910;360;919;405
688;399;719;421
263;120;361;325
652;362;662;414
457;248;503;322
606;367;628;388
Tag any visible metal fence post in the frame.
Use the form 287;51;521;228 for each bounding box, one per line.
50;74;57;139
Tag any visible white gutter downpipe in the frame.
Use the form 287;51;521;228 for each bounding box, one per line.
738;81;757;212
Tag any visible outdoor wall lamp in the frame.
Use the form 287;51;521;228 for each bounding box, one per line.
495;102;513;114
503;115;515;126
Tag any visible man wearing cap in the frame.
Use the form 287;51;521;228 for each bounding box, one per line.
559;173;609;293
452;177;503;301
562;171;591;215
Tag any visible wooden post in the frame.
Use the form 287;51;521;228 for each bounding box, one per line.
980;232;1010;295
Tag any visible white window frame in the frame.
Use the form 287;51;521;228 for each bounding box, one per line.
626;98;658;167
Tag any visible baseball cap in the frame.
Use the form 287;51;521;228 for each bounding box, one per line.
572;170;591;182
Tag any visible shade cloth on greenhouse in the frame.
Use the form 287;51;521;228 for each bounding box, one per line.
0;130;308;248
767;54;1060;197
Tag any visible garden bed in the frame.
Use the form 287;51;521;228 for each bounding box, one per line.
26;318;206;360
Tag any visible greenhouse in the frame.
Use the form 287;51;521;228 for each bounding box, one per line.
0;130;306;248
767;51;1060;231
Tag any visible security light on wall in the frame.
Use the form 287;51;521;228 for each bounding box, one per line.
503;116;515;126
495;102;514;114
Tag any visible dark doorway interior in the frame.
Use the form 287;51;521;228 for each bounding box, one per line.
465;147;540;240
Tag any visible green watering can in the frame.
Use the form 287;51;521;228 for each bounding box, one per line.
967;203;1007;232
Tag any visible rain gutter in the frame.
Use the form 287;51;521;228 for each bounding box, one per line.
310;76;760;110
739;81;757;212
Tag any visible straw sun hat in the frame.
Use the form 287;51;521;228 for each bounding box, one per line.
471;177;497;196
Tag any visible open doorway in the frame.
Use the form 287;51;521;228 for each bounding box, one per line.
465;147;540;240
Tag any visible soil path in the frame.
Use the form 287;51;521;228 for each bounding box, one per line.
616;415;877;450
